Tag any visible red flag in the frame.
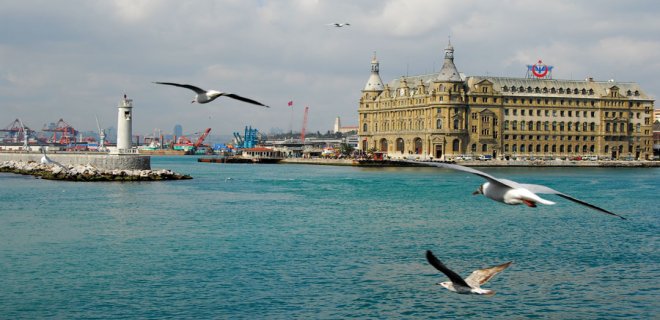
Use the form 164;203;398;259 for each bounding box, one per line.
288;101;293;107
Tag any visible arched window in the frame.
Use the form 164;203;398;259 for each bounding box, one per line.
482;144;488;152
582;145;588;153
396;138;404;152
363;123;368;132
552;145;557;153
520;144;526;152
604;145;609;153
471;143;477;152
528;144;533;153
606;123;611;132
590;145;595;152
568;145;573;153
636;124;641;133
544;121;549;131
504;120;509;130
521;121;526;131
436;119;442;129
452;139;460;152
536;144;541;152
544;145;549;152
620;123;625;132
568;122;573;131
560;122;565;131
414;138;422;154
380;139;388;152
560;145;565;153
512;144;518;152
536;121;541;131
512;120;518;130
504;144;509;152
552;121;557;131
453;119;460;130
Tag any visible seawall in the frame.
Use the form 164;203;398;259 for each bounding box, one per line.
0;152;150;170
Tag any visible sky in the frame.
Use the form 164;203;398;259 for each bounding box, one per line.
1;0;659;139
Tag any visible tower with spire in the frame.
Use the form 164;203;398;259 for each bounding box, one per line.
363;52;384;93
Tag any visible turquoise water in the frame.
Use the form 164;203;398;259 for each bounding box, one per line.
1;157;658;319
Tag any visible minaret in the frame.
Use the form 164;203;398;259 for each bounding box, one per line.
363;52;384;91
116;94;133;153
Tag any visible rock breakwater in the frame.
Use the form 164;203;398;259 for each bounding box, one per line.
0;160;192;181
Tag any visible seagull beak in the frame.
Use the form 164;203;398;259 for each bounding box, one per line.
472;186;482;195
191;100;196;104
472;190;480;195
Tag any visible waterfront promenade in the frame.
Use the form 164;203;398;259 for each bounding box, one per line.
280;157;660;167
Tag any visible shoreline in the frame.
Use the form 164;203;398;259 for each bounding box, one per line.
279;157;660;167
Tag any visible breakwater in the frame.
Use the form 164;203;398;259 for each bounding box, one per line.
0;152;150;170
0;160;191;181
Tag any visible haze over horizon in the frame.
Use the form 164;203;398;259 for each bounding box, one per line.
1;0;658;137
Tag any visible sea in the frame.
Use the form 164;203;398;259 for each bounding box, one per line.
1;156;658;319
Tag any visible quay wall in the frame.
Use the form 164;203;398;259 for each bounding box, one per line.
0;152;150;170
281;158;354;166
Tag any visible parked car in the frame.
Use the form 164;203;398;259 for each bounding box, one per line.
478;155;493;161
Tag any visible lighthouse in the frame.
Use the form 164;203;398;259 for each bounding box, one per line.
116;94;133;153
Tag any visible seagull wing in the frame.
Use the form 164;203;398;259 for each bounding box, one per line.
405;161;518;189
153;82;206;94
518;183;626;219
425;250;470;288
464;261;512;288
223;93;270;108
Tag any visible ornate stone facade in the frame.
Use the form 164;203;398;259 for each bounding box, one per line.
358;43;655;160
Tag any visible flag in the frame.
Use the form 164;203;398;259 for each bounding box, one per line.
288;101;293;107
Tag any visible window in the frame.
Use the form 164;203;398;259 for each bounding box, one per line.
436;119;442;129
471;143;477;152
452;139;460;152
363;123;368;132
396;138;404;152
453;119;459;130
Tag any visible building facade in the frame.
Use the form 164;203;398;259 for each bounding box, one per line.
358;43;655;160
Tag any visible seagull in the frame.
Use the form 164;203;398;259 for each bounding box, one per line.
406;161;626;220
327;23;350;27
426;250;512;296
153;82;269;107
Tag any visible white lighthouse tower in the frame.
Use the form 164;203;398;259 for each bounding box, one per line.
115;94;133;154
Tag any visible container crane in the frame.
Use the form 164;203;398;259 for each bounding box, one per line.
43;118;78;144
1;119;33;144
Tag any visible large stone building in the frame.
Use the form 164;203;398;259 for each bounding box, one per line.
358;42;655;160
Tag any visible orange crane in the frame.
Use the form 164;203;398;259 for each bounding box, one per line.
301;106;309;142
43;118;77;144
194;128;212;147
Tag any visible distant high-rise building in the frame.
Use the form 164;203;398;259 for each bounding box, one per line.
173;124;183;138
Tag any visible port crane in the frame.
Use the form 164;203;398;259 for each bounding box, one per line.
1;119;33;144
43;118;78;144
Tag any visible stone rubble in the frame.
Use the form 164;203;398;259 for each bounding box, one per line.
0;160;192;181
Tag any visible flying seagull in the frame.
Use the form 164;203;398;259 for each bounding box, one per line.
426;250;512;296
153;82;269;107
406;161;626;219
327;23;350;27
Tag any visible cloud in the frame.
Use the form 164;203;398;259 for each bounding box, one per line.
0;0;658;138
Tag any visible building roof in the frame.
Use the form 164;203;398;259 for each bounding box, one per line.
467;76;652;100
